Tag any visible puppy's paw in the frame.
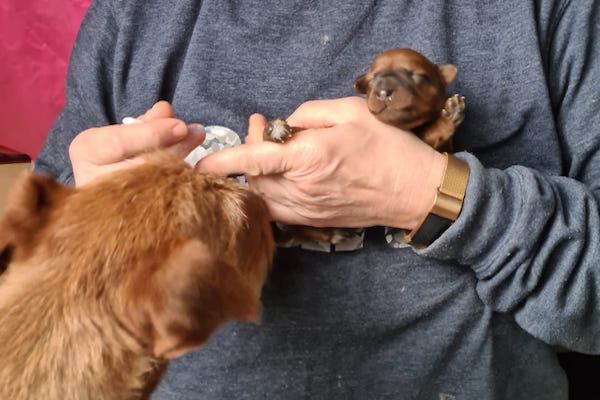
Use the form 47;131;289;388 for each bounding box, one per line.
264;118;292;143
441;94;465;127
327;227;362;245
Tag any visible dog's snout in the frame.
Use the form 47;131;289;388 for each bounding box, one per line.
371;70;415;100
372;75;401;100
376;87;394;100
373;76;399;100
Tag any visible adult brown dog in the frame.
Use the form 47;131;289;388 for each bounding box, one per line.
0;155;274;399
264;48;465;245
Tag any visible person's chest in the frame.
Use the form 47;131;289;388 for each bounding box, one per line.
115;0;561;173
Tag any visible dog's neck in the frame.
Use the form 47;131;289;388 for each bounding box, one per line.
0;259;162;400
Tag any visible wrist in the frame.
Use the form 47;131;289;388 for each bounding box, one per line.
404;153;470;247
404;150;447;230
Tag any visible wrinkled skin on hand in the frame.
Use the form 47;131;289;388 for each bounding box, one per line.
195;97;446;232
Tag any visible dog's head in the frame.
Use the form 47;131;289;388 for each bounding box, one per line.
0;156;274;360
354;48;458;130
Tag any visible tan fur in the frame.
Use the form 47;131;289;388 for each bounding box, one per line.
0;154;274;399
353;47;464;151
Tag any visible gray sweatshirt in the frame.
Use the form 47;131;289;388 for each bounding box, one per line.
35;1;600;399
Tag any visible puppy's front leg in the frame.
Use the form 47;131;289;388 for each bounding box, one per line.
419;94;465;151
263;118;295;142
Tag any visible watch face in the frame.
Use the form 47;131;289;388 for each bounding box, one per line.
406;214;453;247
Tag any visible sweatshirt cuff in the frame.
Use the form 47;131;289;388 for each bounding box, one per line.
414;151;508;266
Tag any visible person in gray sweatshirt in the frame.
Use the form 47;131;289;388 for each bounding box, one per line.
35;1;599;398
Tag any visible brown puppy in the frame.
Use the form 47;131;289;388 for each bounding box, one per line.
264;48;465;245
0;154;274;399
353;48;464;151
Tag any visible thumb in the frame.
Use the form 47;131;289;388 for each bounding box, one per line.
194;142;290;177
138;100;175;121
246;113;268;144
286;97;365;129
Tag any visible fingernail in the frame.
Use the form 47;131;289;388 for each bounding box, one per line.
187;123;206;135
122;116;143;125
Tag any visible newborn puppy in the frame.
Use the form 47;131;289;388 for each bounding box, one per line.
267;48;464;150
264;48;465;245
353;48;464;151
0;155;274;399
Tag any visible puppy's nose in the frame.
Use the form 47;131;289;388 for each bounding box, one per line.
377;88;394;100
372;74;401;100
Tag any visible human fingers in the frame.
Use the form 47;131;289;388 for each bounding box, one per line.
164;125;207;158
137;100;175;121
246;113;268;144
70;118;192;166
286;96;367;129
194;142;289;177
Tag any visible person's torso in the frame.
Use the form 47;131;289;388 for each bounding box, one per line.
106;1;568;398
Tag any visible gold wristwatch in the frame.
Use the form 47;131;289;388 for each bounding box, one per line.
404;153;470;248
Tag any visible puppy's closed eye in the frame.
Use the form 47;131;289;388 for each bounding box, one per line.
409;71;428;85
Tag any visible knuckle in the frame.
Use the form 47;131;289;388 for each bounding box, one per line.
343;97;366;121
294;100;319;117
68;129;92;159
245;151;266;176
110;127;129;156
348;96;365;110
149;124;163;143
301;99;320;109
68;135;81;157
347;96;364;108
301;187;326;204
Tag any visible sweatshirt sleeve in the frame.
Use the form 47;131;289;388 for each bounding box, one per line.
421;1;600;354
34;0;118;185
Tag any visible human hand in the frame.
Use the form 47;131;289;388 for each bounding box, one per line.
195;97;446;230
69;101;205;186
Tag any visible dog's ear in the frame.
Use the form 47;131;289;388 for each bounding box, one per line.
0;172;71;269
353;73;369;94
439;64;458;85
145;239;261;359
1;171;69;225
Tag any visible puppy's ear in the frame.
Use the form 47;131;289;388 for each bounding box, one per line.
0;172;71;266
353;73;369;94
439;64;458;85
146;239;260;359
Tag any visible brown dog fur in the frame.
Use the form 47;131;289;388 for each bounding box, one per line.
353;48;464;151
0;154;274;399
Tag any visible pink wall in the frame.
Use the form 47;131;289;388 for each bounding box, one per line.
0;0;91;157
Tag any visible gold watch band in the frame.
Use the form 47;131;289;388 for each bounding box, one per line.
404;153;470;247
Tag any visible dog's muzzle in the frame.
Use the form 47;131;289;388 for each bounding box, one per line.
370;70;416;101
